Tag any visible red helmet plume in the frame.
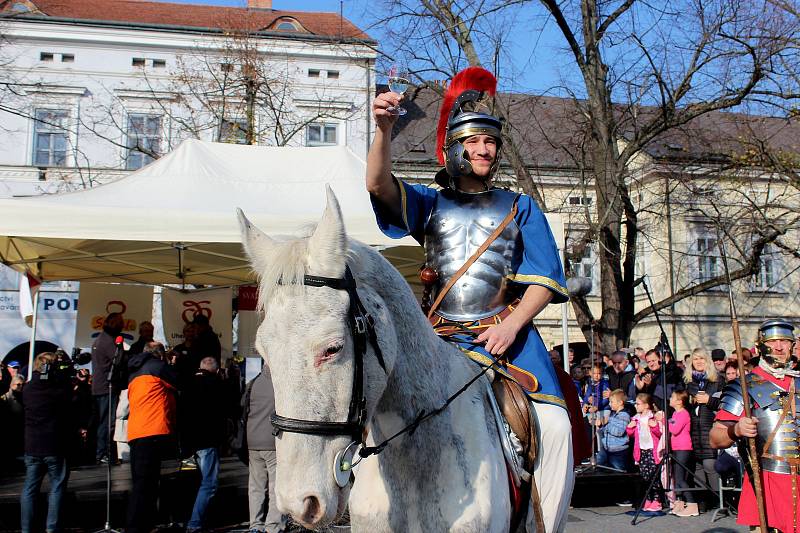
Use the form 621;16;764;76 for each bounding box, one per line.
436;67;498;165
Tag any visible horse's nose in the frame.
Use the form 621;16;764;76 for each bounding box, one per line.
301;494;324;525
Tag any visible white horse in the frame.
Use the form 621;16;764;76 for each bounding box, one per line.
238;187;510;532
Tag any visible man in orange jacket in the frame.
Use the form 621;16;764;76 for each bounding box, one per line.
126;341;178;533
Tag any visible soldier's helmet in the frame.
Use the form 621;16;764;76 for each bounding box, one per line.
756;318;797;369
434;67;503;190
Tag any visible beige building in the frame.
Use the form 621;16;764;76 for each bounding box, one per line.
389;87;800;357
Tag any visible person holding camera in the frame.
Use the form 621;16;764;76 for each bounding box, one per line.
20;352;72;533
636;349;683;409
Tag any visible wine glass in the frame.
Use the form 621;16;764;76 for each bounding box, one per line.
387;64;410;116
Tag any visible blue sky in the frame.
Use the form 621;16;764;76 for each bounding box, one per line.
165;0;569;94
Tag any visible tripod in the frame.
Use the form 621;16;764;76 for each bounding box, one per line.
576;322;625;474
630;277;718;524
93;338;123;533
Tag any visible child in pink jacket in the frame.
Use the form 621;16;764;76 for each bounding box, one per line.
627;393;665;511
668;389;697;516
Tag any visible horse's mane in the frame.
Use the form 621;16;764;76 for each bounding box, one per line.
250;223;363;313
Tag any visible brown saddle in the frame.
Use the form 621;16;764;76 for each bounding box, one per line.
491;375;545;533
492;376;538;468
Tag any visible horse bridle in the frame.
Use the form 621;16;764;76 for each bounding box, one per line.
269;265;502;489
269;266;387;485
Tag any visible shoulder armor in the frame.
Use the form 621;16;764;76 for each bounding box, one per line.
719;379;745;417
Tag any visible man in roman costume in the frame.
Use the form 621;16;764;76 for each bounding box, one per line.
366;66;573;532
711;318;800;532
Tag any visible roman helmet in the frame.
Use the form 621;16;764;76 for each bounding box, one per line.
756;318;798;370
434;67;503;190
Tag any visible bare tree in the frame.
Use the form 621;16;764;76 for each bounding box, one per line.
371;0;800;351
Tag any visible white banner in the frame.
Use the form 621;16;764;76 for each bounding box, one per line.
75;283;154;349
161;287;232;360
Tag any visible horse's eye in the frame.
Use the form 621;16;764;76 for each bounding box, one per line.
327;344;342;355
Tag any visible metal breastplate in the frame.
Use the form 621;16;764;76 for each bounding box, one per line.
424;188;522;321
747;374;800;474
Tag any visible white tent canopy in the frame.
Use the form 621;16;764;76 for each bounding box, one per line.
0;139;417;286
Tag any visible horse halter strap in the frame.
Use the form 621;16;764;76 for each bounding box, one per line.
270;266;387;442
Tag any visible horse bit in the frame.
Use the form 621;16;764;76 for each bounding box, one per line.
269;266;387;488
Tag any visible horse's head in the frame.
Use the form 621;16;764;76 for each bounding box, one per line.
238;187;393;529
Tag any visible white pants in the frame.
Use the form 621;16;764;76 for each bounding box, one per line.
526;402;574;533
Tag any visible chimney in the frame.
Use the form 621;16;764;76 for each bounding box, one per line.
248;0;272;9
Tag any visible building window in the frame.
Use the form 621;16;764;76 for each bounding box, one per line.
567;238;598;295
61;54;75;63
33;109;69;167
132;57;146;67
219;118;248;145
152;59;166;68
306;123;337;146
693;232;720;283
308;69;320;78
40;52;54;62
327;70;340;79
568;196;592;206
126;114;161;170
274;18;300;30
752;244;784;292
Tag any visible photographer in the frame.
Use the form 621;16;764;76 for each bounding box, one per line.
20;352;72;533
635;348;683;409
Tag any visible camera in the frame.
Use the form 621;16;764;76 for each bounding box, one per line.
40;348;91;381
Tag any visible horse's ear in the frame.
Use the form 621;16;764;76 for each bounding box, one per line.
237;208;275;274
307;185;347;276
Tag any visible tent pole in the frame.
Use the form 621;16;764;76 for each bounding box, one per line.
27;289;40;381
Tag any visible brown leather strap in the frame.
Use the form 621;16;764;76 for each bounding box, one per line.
427;198;519;319
761;380;794;461
529;470;546;533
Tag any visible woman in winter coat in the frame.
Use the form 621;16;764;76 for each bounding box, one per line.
683;347;722;499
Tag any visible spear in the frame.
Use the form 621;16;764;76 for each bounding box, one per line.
716;232;768;531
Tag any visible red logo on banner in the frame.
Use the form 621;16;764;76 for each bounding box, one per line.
92;300;136;331
182;300;213;323
238;285;258;311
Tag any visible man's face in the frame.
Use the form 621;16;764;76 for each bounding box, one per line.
764;338;793;363
713;359;726;372
462;134;497;177
7;366;18;378
611;357;627;373
10;380;23;393
646;354;660;372
568;349;575;363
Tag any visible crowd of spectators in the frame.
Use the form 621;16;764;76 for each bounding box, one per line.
0;312;263;533
555;342;750;516
3;315;759;528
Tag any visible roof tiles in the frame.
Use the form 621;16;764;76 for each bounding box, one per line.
5;0;371;40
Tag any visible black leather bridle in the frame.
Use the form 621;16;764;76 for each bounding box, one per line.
270;266;387;443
